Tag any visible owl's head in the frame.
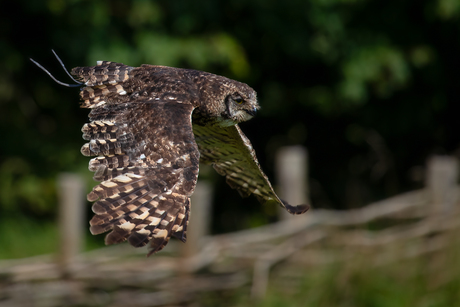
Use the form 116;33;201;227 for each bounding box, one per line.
193;72;260;127
220;85;259;126
199;77;258;128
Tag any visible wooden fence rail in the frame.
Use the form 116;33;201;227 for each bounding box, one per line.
1;151;459;306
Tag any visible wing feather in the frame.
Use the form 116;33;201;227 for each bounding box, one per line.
84;101;199;254
193;124;309;215
73;62;199;255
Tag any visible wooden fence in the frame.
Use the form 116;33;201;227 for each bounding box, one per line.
0;150;459;306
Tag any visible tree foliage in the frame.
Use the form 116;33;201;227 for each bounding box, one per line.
1;0;459;236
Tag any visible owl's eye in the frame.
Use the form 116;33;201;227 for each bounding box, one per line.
234;97;244;104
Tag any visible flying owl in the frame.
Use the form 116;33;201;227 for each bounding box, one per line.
32;54;309;255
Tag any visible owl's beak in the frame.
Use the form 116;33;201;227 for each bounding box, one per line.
245;107;258;117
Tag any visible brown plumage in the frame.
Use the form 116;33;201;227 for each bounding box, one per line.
70;61;309;255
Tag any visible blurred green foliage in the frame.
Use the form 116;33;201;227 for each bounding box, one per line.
1;0;460;258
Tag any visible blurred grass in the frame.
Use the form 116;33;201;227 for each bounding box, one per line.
255;255;458;305
201;229;460;307
0;217;58;259
0;216;105;260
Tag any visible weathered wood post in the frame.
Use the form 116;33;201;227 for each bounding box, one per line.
275;146;310;219
424;155;458;287
426;155;459;215
57;173;85;277
180;180;213;259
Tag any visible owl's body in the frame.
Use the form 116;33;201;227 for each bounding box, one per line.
69;61;308;255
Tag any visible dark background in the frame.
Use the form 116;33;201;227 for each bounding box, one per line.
1;0;459;257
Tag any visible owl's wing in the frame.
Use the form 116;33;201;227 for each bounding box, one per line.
193;124;309;214
73;62;199;255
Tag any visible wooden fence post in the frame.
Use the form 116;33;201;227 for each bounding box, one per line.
426;155;459;215
275;146;310;219
57;173;85;277
181;180;213;259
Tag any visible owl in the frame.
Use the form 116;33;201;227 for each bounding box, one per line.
31;54;309;256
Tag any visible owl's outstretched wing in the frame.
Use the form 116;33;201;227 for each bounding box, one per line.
193;124;309;214
73;62;199;255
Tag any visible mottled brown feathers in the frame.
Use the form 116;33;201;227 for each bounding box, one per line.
70;60;308;255
193;124;309;215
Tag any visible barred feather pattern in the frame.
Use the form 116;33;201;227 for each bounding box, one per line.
82;102;199;255
69;60;308;255
193;124;309;215
72;61;134;108
72;62;200;255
